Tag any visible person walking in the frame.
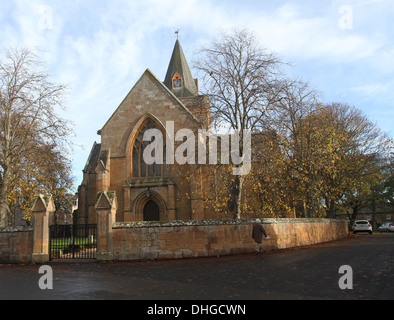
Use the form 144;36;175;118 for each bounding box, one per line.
252;219;270;254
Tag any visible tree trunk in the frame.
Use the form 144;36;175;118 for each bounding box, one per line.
351;204;359;223
0;168;10;227
371;195;377;231
306;187;314;218
233;175;244;220
0;200;9;227
327;199;336;219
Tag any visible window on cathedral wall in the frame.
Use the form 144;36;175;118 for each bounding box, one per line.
132;119;168;178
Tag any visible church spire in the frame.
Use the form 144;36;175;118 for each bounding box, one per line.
164;39;199;98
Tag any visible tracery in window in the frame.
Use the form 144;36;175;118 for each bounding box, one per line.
132;118;168;178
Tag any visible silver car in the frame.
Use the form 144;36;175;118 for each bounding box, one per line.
388;223;394;233
378;222;392;232
353;220;373;235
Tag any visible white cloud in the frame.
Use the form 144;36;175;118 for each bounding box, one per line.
350;83;389;96
2;0;393;185
244;2;387;64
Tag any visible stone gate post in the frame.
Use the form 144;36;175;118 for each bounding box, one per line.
31;194;54;264
95;191;117;261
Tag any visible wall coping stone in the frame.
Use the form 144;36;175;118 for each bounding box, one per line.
0;226;33;233
113;218;345;229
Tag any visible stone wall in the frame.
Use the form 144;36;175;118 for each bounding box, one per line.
0;201;349;264
111;219;349;262
0;195;54;264
0;227;33;263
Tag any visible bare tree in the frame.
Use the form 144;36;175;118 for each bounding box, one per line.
194;29;285;219
0;48;73;227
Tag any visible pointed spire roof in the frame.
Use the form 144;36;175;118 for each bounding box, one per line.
164;40;198;98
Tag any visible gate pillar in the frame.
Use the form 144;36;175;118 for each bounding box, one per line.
95;191;117;261
31;194;54;263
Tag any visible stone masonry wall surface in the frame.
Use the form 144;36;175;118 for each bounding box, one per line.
0;227;33;263
112;219;349;262
0;219;349;263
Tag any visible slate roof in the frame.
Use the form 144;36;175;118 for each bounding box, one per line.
83;142;101;173
163;40;198;98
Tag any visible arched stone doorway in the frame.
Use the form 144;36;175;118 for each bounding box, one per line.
132;190;167;222
143;200;160;221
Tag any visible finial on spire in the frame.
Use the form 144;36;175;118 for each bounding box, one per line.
175;29;179;40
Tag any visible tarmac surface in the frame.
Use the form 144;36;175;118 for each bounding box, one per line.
0;233;393;300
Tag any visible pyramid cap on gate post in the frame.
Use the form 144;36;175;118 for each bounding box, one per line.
31;194;55;213
95;191;118;210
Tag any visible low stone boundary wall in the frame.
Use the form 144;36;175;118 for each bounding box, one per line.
0;195;55;264
112;219;349;262
0;227;33;264
0;194;349;264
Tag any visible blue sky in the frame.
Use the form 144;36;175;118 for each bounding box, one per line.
1;0;393;187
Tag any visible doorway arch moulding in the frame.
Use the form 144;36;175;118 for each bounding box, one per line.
122;178;176;222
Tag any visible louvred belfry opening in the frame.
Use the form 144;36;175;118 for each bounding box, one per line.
172;72;183;89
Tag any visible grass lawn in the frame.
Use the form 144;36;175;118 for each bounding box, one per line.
50;236;97;252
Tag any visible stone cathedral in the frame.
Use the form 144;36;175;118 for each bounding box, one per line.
75;40;212;224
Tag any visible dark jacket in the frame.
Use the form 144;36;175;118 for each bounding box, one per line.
252;223;267;243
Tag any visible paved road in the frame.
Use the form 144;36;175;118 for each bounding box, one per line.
0;233;393;300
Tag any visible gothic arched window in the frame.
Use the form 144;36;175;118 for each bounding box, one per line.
132;118;168;178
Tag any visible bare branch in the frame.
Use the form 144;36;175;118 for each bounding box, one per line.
0;48;74;227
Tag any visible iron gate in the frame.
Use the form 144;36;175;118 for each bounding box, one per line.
49;224;97;260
